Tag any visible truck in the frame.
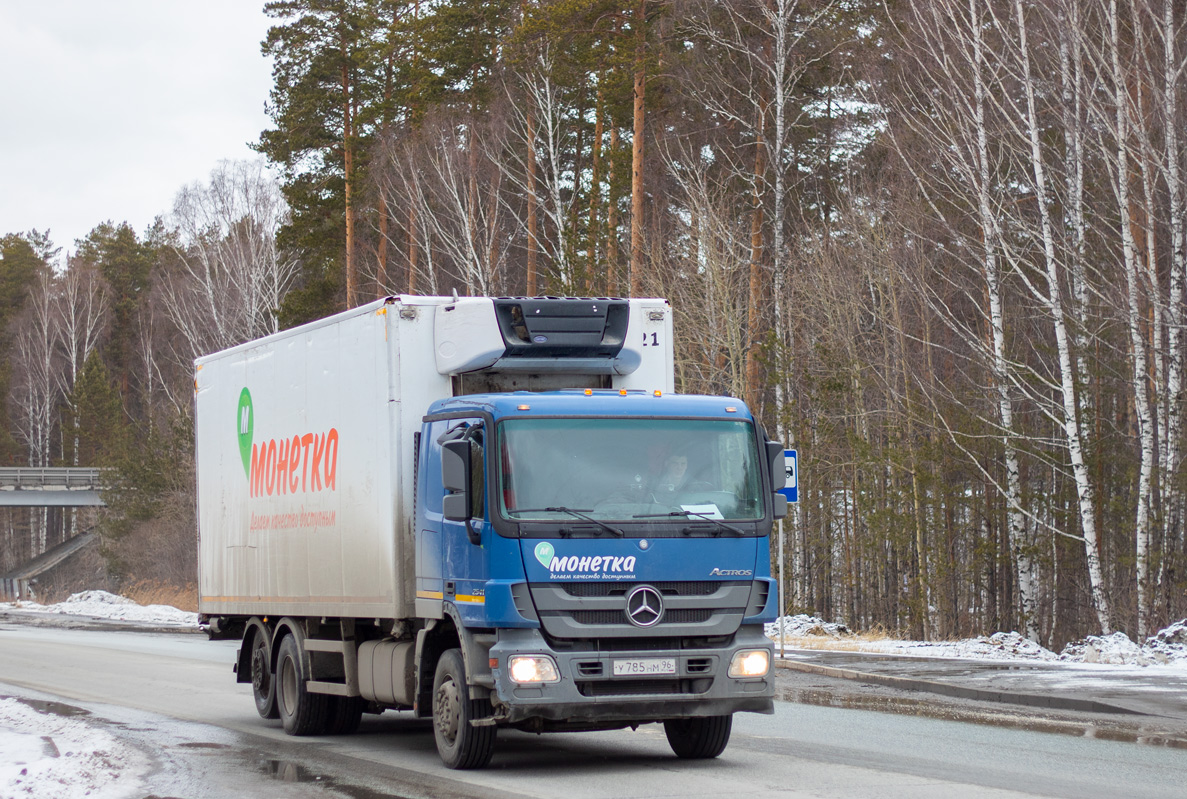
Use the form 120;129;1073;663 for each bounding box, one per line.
195;295;785;768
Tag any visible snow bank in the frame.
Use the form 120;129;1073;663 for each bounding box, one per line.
1143;619;1187;663
1059;631;1148;665
1;590;197;628
0;697;149;799
1059;621;1187;666
770;616;1187;669
915;632;1059;662
765;614;851;639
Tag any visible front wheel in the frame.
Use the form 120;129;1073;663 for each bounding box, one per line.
432;648;496;769
664;714;733;759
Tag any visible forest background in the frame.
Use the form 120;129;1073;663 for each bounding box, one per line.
2;0;1185;647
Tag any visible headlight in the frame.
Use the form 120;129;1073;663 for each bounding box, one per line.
728;649;770;678
508;655;560;684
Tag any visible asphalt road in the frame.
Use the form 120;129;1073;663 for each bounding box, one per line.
1;623;1184;799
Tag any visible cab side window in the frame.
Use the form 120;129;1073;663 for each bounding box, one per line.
468;427;485;520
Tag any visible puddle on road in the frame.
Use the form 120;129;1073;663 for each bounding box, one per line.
259;759;415;799
176;741;229;750
2;695;92;718
779;685;1187;750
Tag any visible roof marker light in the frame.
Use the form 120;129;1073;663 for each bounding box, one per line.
725;406;737;413
584;388;593;395
620;389;628;396
517;404;531;411
653;390;662;397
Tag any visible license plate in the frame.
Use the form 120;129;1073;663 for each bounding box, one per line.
612;658;676;676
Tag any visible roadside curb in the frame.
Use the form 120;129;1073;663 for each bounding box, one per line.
774;656;1145;716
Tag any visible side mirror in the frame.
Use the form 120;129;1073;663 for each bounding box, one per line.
772;492;788;519
766;441;785;489
765;440;788;520
441;438;481;545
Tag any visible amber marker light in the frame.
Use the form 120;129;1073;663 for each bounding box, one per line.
653;390;662;397
584;388;593;395
725;406;737;413
619;389;628;396
517;404;531;411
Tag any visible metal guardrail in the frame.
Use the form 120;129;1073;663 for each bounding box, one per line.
0;468;107;507
0;467;104;489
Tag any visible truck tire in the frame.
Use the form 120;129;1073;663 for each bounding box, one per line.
324;696;365;735
249;627;279;719
276;634;330;736
432;648;496;769
664;714;732;759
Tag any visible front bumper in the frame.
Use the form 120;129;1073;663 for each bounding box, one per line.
488;625;775;725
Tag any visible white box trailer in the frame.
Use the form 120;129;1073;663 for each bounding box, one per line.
196;296;673;620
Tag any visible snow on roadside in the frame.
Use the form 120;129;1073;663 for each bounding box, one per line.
767;614;1187;669
0;590;197;627
0;697;150;799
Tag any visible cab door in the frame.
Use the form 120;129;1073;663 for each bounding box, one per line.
419;417;490;624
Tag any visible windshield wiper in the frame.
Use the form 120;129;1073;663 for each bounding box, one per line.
509;507;624;537
633;510;746;536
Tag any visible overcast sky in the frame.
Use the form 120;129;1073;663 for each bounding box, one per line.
0;3;275;260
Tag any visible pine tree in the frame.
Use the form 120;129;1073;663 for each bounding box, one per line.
74;223;154;404
260;0;379;321
62;352;127;468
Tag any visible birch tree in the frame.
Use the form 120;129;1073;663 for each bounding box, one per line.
161;161;298;359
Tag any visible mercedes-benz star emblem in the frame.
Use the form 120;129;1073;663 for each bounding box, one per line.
625;585;664;628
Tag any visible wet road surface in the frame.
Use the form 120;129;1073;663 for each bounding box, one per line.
1;621;1185;798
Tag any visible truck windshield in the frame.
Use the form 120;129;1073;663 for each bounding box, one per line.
498;418;763;523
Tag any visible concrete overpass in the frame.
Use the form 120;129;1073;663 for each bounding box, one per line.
0;467;106;507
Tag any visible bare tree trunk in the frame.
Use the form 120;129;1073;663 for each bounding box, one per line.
407;204;418;294
1159;0;1186;620
629;0;646;296
342;54;356;308
746;96;767;413
970;0;1035;640
607;122;620;297
526;106;539;296
1014;0;1111;633
1101;0;1154;638
587;78;606;294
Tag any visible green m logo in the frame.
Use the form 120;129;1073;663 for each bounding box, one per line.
237;388;253;478
534;542;555;568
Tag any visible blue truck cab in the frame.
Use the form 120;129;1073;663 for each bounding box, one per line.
416;390;781;737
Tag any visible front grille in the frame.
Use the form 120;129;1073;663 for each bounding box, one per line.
529;581;752;640
561;581;732;598
567;608;713;626
549;636;731;653
577;678;713;697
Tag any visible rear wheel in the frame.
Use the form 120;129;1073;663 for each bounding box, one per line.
664;714;733;759
324;695;365;735
432;648;496;769
276;634;329;736
249;627;278;720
